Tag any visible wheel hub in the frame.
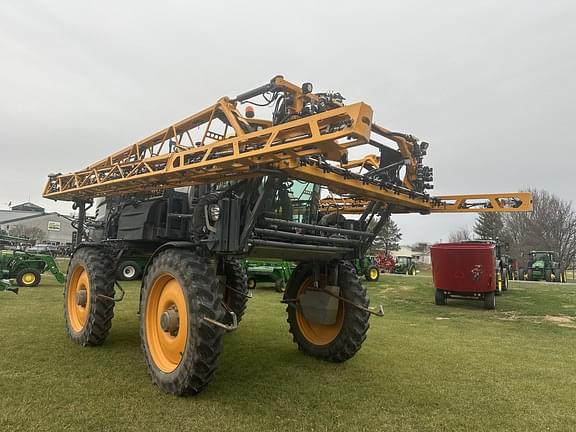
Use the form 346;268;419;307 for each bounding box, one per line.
160;307;180;336
76;289;87;307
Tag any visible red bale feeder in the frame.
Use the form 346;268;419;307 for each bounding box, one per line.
431;243;498;310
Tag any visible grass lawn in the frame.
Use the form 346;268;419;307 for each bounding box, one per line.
1;271;575;431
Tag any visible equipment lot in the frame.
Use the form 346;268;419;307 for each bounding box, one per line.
1;271;575;432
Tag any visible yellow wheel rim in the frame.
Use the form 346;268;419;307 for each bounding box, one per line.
247;278;256;289
497;273;502;289
67;265;90;333
369;268;378;280
296;276;344;346
22;273;36;285
145;273;188;373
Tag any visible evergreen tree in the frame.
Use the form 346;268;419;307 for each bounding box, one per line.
371;218;402;254
473;213;504;240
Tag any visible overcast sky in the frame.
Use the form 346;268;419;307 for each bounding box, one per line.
1;0;575;244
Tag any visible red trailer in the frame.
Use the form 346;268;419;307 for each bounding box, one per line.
431;243;497;309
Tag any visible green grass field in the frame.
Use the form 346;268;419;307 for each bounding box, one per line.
1;272;575;432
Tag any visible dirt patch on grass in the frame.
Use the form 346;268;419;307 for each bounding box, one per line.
499;312;576;328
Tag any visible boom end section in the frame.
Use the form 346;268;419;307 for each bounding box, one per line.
430;192;533;213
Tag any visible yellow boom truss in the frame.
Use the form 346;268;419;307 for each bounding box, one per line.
43;76;532;215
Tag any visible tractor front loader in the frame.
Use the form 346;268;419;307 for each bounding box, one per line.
0;250;66;287
43;76;532;395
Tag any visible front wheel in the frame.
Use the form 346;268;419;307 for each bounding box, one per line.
285;262;370;362
140;249;225;395
16;269;41;287
364;266;380;282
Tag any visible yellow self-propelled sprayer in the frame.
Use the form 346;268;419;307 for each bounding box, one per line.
43;76;532;395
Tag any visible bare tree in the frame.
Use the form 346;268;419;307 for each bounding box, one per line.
504;189;576;269
8;224;46;243
448;227;472;242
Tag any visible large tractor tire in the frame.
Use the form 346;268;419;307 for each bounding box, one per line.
544;269;553;282
223;258;249;324
285;261;370;362
140;249;225;395
64;247;116;346
365;265;380;282
16;268;41;287
527;269;533;281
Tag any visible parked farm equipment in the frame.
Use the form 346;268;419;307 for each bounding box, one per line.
392;256;417;275
354;255;380;281
0;250;66;287
518;251;566;282
43;76;532;395
431;242;499;309
243;259;295;292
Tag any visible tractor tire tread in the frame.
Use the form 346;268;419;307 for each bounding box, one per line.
65;247;116;346
224;258;249;324
285;261;370;363
140;249;224;396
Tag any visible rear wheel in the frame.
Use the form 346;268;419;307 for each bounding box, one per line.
140;249;225;395
365;266;380;282
434;289;447;305
484;291;496;310
410;266;417;276
285;262;370;362
223;258;249;324
527;269;533;281
64;247;116;346
247;277;257;290
545;269;552;282
16;268;41;287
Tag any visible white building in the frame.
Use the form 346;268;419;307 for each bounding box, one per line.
0;202;75;245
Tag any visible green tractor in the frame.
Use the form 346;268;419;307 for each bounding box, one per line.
392;256;417;275
0;250;66;287
354;255;380;282
243;259;295;292
519;251;566;282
